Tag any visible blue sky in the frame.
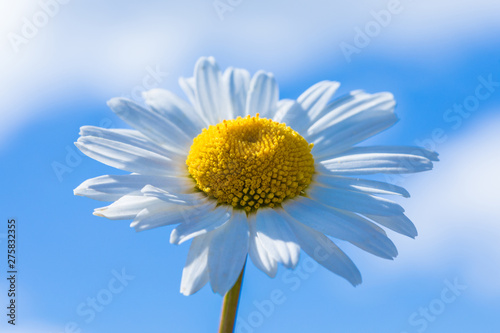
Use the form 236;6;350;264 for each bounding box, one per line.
1;0;499;332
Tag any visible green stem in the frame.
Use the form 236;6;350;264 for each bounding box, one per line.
218;262;246;333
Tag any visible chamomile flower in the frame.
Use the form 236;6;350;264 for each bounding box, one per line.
75;56;437;296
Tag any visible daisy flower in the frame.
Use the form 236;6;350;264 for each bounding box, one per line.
75;56;437;299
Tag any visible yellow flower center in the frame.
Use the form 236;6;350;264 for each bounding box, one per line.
186;115;315;212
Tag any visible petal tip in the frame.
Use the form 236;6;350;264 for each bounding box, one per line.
106;97;121;108
180;287;194;296
169;230;179;245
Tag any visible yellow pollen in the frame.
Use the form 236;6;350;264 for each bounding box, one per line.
186;114;315;211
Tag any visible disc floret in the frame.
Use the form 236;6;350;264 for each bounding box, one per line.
186;115;315;212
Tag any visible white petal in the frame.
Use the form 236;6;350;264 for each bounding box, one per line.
141;185;207;206
282;197;397;259
93;195;165;220
132;203;213;232
255;208;300;268
142;88;206;137
107;98;191;152
208;210;249;295
194;57;223;125
308;92;397;156
247;213;278;277
79;126;177;158
308;91;395;135
307;184;405;216
223;67;251;119
272;99;310;134
272;99;294;122
283;213;362;286
364;214;418;238
75;136;183;176
170;205;232;245
318;150;435;175
313;174;410;198
178;76;197;107
311;111;398;158
180;233;212;296
74;174;194;201
321;146;439;162
245;71;279;118
304;89;365;123
297;80;340;121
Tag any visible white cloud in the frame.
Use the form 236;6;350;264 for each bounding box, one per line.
360;113;500;299
1;0;499;148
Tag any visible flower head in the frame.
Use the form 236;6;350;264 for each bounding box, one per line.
75;56;438;295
